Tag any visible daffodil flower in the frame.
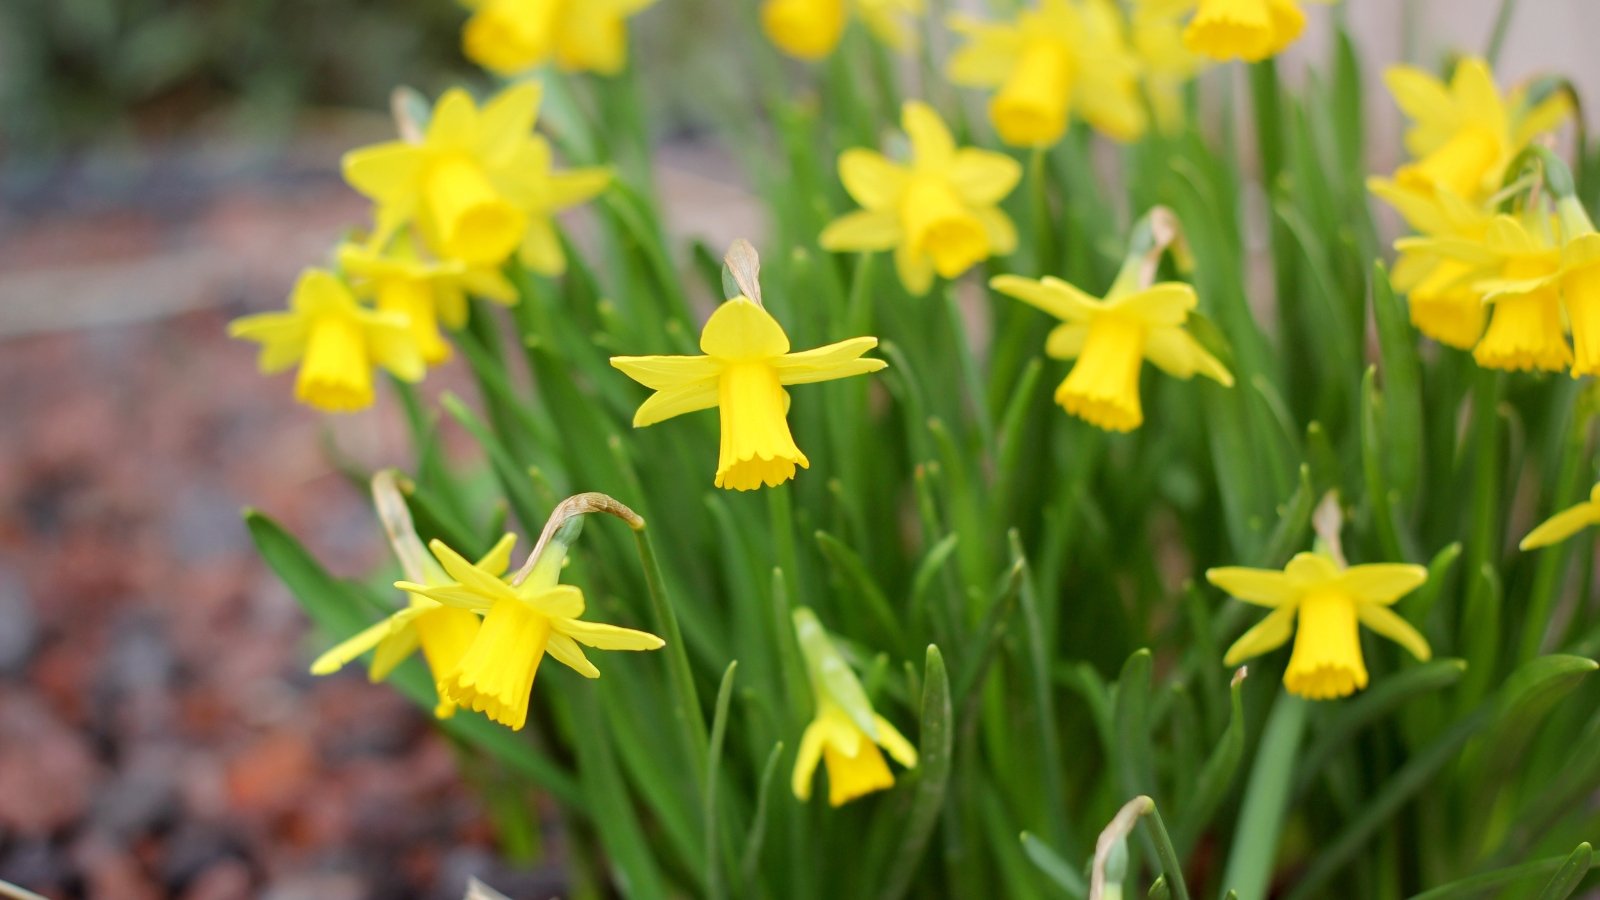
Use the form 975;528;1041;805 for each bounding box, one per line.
1367;178;1496;350
820;101;1021;295
228;268;425;413
460;0;657;76
342;83;610;274
1208;552;1431;700
611;294;886;490
309;472;499;719
397;525;664;732
790;608;917;806
1182;0;1311;63
1462;216;1571;372
762;0;923;60
1130;1;1208;134
1384;58;1571;202
1560;224;1600;376
338;232;519;365
1522;483;1600;550
947;0;1146;147
991;271;1232;432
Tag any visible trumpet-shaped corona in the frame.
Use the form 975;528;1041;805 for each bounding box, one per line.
612;295;886;491
1561;233;1600;376
1208;552;1431;700
228;269;425;413
1469;217;1570;372
1182;0;1306;63
992;272;1233;432
820;102;1020;294
460;0;656;76
761;0;922;60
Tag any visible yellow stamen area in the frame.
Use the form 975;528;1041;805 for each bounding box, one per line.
414;607;482;719
1564;264;1600;376
1056;314;1145;432
461;0;560;75
424;156;526;266
761;0;847;60
1395;125;1501;199
440;598;551;731
716;362;809;491
990;39;1074;147
296;315;374;412
1408;260;1486;350
1283;590;1368;701
822;737;895;807
1473;288;1571;372
902;178;989;279
377;277;452;365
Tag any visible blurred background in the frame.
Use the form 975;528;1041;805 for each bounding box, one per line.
0;1;1597;897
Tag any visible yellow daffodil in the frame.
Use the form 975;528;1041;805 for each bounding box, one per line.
228;268;425;413
1560;229;1600;376
1182;0;1312;63
338;232;519;365
790;608;917;806
947;0;1146;147
1522;483;1600;550
991;271;1233;432
1130;2;1207;133
820;101;1021;295
762;0;922;60
1208;552;1431;700
1368;179;1497;349
611;294;887;490
309;472;499;719
1384;58;1571;202
398;534;664;731
460;0;657;76
1466;216;1570;372
342;83;610;274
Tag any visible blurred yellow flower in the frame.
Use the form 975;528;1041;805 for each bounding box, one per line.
1384;58;1571;202
611;295;886;490
790;608;917;806
1522;483;1600;550
1467;216;1570;372
1208;552;1430;701
338;233;519;365
1367;179;1496;350
1182;0;1307;63
1130;2;1207;133
342;83;610;274
228;268;425;413
1561;231;1600;376
820;101;1021;295
399;537;664;731
761;0;922;60
947;0;1146;147
461;0;657;76
309;474;508;719
992;271;1232;432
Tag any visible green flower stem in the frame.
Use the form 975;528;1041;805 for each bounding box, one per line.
634;525;709;787
1222;693;1309;900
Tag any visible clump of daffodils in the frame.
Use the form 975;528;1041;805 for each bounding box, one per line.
820;101;1021;295
1369;58;1587;374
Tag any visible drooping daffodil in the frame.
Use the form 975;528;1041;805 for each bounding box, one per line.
1182;0;1313;63
991;266;1232;432
1521;483;1600;550
1208;552;1431;700
820;101;1021;295
761;0;923;60
309;471;495;719
790;608;917;806
342;82;610;274
460;0;658;76
1366;178;1496;350
228;268;425;413
611;277;887;490
1459;215;1571;373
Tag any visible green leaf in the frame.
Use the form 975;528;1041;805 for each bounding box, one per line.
1020;832;1087;898
704;661;737;900
877;645;953;900
1408;850;1591;900
1535;843;1593;900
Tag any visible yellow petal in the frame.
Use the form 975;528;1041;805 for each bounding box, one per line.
632;381;721;427
1520;502;1600;550
1285;551;1341;587
772;337;885;386
610;354;724;390
369;625;422;682
947;149;1022;206
1045;323;1089;359
474;533;520;577
228;313;307;374
1205;566;1298;607
342;143;425;207
791;719;828;800
1144;327;1234;386
527;584;585;619
558;619;666;650
820;211;902;252
1112;283;1197;326
519;217;566;276
977;207;1018;256
430;539;516;598
945;16;1024;87
1335;563;1427;606
1355;603;1432;662
546;632;601;678
903;101;955;168
839;149;911;211
1222;603;1297;666
395;581;493;609
310;617;401;675
894;242;936;296
426;88;480;149
1384;66;1453;125
541;167;613;211
477;81;544;164
991;274;1100;323
871;714;918;768
700;297;791;360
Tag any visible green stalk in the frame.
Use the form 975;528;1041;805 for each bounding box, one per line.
1221;693;1309;900
1486;0;1521;67
634;526;709;785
